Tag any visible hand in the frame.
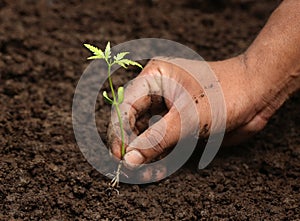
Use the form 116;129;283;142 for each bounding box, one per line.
111;0;300;182
107;56;272;180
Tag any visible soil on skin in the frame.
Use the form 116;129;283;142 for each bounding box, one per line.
1;0;299;220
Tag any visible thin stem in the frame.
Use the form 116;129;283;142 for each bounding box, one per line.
115;104;125;157
107;63;116;101
106;61;125;190
84;43;143;190
107;62;125;158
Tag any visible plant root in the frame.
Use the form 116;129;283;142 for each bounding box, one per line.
105;161;128;195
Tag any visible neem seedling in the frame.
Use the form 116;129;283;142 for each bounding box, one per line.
84;42;142;193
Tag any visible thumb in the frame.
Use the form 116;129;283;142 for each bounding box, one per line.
123;107;181;169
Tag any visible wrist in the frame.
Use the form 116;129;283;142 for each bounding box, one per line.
245;49;300;98
208;55;259;131
243;50;300;122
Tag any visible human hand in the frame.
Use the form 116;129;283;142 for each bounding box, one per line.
107;0;300;182
108;51;300;182
107;56;261;179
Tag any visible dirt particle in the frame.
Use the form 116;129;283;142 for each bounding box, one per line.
204;83;214;89
203;124;209;134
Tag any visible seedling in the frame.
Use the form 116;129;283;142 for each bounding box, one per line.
84;42;142;193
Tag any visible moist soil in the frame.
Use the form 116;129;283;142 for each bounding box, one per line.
1;0;300;220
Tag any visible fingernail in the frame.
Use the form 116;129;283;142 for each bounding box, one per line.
123;150;145;169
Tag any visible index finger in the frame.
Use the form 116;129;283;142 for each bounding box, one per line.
109;61;165;157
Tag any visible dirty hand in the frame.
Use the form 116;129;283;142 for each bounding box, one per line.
108;56;268;169
108;0;300;177
106;2;300;184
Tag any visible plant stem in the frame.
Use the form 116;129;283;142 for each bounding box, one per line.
115;105;125;157
84;42;143;189
107;63;126;159
107;64;116;100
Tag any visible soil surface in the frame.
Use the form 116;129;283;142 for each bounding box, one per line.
1;0;300;220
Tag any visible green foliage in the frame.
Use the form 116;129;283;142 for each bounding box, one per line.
117;86;124;104
115;59;143;69
84;41;142;158
103;91;113;104
104;42;111;59
84;41;142;188
84;44;105;60
84;42;143;70
114;52;129;61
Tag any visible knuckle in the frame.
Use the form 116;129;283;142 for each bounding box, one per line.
145;127;167;154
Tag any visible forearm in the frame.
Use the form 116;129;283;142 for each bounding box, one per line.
236;0;300;122
245;0;300;97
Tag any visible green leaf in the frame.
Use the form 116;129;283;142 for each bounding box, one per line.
84;44;99;54
84;43;105;59
103;91;113;104
115;59;143;69
117;86;124;104
115;61;127;69
87;55;103;60
129;60;143;69
114;52;129;61
104;42;111;59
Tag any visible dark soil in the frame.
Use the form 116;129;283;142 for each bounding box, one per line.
1;0;299;220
